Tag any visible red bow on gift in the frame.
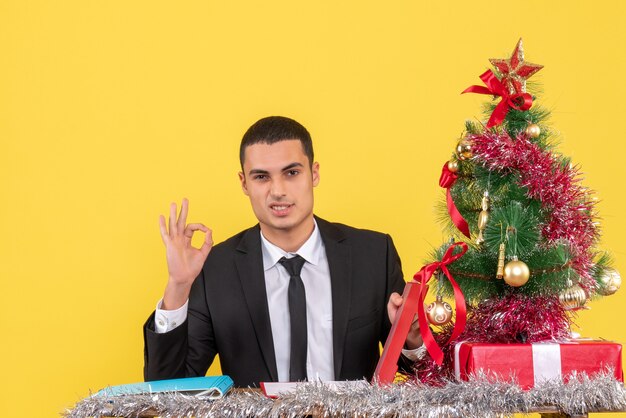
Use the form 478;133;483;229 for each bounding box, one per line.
462;69;533;128
414;241;468;365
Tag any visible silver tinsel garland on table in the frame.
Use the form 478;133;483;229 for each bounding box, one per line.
65;372;626;418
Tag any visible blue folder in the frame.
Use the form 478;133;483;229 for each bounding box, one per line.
93;376;234;399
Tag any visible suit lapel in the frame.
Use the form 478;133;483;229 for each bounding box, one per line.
316;217;352;380
234;225;278;381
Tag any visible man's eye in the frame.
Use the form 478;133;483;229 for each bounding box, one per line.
287;170;299;176
254;175;268;180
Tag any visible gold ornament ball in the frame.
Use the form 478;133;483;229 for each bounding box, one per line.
447;160;459;173
426;300;453;326
525;123;541;138
559;283;587;310
456;139;473;160
503;259;530;287
597;268;621;296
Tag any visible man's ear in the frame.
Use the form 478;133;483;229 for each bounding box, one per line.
312;162;320;187
238;172;249;196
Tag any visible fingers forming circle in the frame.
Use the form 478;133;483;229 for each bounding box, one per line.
184;223;209;238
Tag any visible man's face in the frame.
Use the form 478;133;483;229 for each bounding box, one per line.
239;139;320;238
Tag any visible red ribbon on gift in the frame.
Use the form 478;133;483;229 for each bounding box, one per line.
462;69;533;128
439;163;471;238
414;242;468;365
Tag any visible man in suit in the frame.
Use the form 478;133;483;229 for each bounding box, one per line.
144;116;421;387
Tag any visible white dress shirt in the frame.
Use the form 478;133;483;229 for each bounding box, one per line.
260;221;335;382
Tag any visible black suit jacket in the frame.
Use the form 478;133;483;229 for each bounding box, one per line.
144;217;406;387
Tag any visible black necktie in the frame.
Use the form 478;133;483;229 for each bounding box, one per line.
278;255;308;381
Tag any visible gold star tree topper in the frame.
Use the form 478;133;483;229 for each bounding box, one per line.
489;38;543;95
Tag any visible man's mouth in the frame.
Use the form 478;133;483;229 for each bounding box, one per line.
270;203;293;216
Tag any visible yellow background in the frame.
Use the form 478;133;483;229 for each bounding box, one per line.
1;1;625;416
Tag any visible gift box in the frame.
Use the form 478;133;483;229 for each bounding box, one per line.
454;340;623;390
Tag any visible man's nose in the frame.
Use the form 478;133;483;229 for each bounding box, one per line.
270;178;287;197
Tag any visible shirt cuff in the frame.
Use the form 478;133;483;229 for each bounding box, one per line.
154;299;189;333
401;345;426;362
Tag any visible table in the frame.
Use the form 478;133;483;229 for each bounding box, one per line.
65;383;626;418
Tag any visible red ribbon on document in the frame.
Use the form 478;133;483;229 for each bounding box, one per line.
414;242;468;366
374;242;468;383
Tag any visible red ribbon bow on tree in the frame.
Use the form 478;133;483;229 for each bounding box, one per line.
439;163;470;238
462;69;533;128
414;241;468;365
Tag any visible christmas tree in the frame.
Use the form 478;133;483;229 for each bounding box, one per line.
413;39;622;383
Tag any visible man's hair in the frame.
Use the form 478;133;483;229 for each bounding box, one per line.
239;116;314;169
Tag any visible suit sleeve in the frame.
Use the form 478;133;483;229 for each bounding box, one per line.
143;269;218;381
380;233;406;344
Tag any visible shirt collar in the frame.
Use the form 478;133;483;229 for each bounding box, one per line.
260;219;323;271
